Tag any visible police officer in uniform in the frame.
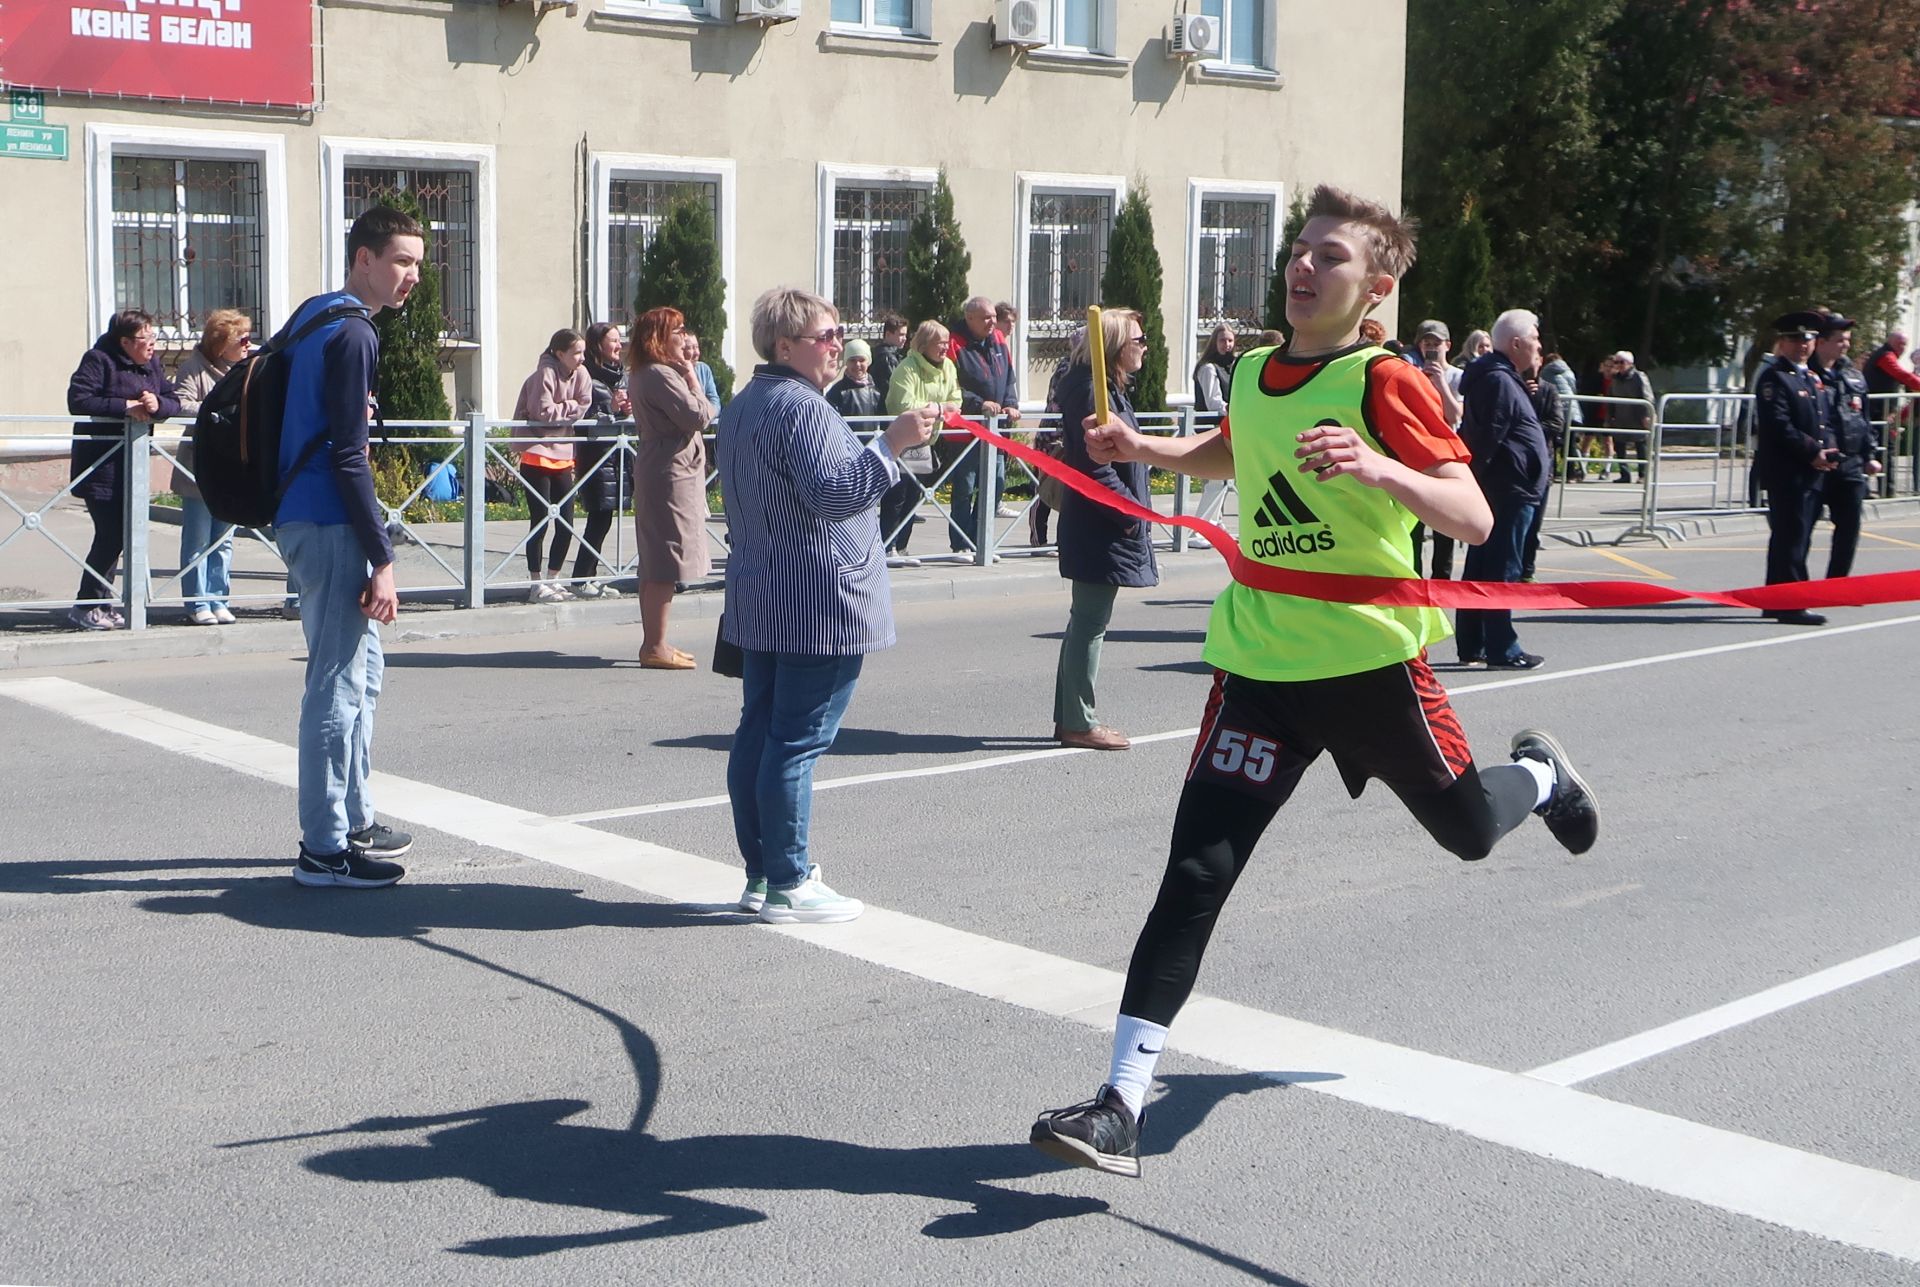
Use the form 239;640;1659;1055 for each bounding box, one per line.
1752;310;1839;624
1810;312;1881;578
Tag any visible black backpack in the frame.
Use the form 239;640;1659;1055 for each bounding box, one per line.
193;301;374;528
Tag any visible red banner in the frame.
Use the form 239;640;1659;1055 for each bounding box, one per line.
0;1;315;109
952;414;1920;613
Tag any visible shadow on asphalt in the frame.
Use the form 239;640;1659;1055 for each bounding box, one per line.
655;728;1058;756
208;936;1321;1281
382;650;624;670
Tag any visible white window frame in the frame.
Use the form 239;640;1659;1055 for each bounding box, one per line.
590;152;738;375
600;0;713;22
84;124;290;345
1200;0;1279;73
322;138;498;414
1045;0;1118;56
816;163;937;333
1183;179;1283;393
1012;171;1125;386
827;0;929;37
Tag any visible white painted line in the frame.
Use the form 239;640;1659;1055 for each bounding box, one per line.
1528;933;1920;1087
7;674;1920;1262
543;727;1200;825
549;611;1920;823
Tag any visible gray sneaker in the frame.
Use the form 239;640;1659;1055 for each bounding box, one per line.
759;870;862;924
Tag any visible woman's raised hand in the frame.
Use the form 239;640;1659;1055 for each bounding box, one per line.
884;402;937;455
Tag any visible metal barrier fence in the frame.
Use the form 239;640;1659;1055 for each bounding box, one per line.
7;390;1916;626
0;408;1227;629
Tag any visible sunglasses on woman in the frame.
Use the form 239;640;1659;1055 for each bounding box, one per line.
794;326;846;345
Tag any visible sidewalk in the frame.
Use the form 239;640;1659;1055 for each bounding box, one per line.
5;454;1915;671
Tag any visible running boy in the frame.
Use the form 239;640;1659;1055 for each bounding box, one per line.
1027;185;1600;1177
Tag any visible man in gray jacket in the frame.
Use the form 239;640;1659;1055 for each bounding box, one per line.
1606;350;1654;484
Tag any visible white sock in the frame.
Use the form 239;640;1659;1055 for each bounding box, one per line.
1107;1014;1169;1118
1514;755;1555;809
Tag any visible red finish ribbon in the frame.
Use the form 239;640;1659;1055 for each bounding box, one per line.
947;413;1920;612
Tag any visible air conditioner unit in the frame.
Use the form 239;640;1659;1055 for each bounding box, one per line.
993;0;1052;49
1168;12;1221;59
737;0;801;23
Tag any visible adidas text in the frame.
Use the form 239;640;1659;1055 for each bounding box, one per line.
1247;528;1337;558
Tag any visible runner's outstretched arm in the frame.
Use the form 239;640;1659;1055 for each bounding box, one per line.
1085;421;1235;480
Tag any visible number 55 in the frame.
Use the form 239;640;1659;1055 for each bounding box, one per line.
1210;729;1277;783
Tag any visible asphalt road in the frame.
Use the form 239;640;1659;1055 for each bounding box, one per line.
4;520;1919;1286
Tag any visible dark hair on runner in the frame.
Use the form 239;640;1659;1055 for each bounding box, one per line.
1302;184;1418;280
346;205;425;269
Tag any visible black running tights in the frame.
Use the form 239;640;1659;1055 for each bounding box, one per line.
524;467;575;577
1118;766;1539;1027
572;508;616;580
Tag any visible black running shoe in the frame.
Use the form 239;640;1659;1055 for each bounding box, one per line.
1511;729;1599;855
347;822;413;859
295;845;406;889
1029;1086;1142;1178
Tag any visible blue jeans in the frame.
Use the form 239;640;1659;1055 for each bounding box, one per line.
1455;500;1536;663
947;443;1003;552
279;523;382;854
727;651;864;889
179;496;233;612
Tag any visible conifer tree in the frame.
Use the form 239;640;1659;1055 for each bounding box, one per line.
1264;189;1309;332
636;194;733;401
1099;186;1168;413
371;189;450;423
905;169;971;329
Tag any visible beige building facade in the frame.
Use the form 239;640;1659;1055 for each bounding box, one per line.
2;0;1408;423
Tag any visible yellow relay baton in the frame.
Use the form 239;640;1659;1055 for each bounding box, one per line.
1086;305;1109;428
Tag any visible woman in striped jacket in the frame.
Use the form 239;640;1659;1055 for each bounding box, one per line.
715;287;937;926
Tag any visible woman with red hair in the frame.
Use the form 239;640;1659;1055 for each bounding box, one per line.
627;306;716;668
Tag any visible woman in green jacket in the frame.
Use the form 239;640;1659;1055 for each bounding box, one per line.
880;321;961;565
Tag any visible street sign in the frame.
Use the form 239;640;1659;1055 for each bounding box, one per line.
2;122;67;161
10;88;46;121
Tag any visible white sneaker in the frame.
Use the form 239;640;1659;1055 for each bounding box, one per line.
577;580;621;599
994;504;1019;518
548;580;576;601
189;608;218;626
759;869;862;924
66;606;115;632
213;606;236;625
886;555;922;569
528;581;562;604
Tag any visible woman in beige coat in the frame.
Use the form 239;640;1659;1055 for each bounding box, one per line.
627;306;716;669
169;308;252;624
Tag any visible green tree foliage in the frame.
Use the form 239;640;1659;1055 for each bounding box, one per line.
1714;0;1920;365
1100;187;1169;413
1433;200;1496;341
370;189;451;423
635;195;733;401
1264;189;1309;331
1403;0;1920;376
905;168;972;329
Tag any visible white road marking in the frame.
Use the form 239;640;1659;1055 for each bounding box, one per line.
6;674;1920;1262
542;728;1201;824
554;611;1920;822
1528;932;1920;1087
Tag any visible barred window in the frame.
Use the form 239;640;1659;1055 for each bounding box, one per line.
831;183;928;335
1195;197;1272;347
606;177;720;327
1026;190;1113;367
110;155;264;341
344;166;477;340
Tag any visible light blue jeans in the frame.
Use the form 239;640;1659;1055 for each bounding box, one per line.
727;651;864;890
178;496;232;613
279;522;381;855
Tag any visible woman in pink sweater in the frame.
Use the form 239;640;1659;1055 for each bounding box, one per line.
513;329;593;602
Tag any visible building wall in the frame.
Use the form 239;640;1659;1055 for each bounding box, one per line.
2;0;1408;422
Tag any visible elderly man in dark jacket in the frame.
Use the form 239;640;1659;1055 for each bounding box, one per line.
1455;308;1552;669
65;308;181;630
944;295;1021;554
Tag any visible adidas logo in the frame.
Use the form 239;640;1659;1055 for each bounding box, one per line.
1248;465;1336;556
